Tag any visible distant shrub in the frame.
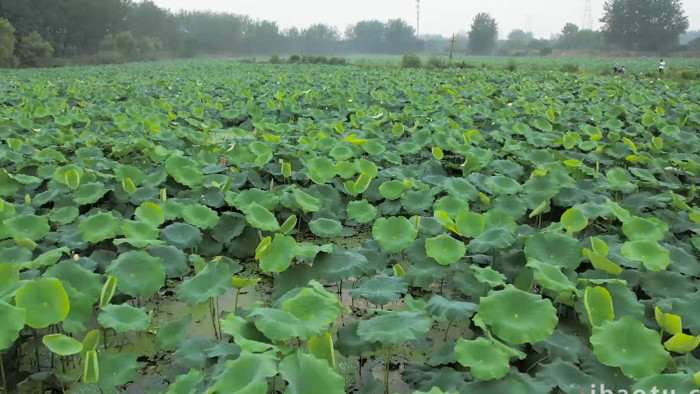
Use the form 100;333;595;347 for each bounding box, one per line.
17;31;53;67
137;36;163;60
401;53;421;68
540;47;553;56
505;59;518;72
91;50;126;65
288;54;301;63
0;18;18;68
680;70;699;80
328;57;347;65
561;63;580;73
270;53;281;64
179;36;198;59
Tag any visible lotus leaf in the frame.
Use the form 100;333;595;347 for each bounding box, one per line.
177;259;237;305
293;189;321;212
15;277;70;329
3;215;49;241
467;227;516;253
589;316;671;379
243;203;279;232
279;351;345;394
97;352;139;390
357;311;432;344
258;234;297;272
309;218;342;238
49;206;79;225
350;275;407;305
560;208;587;232
471;266;507;287
379;180;405;200
248;308;312;340
583;286;614;327
73;183;108;205
211;351;277;394
347;199;377;223
106;250;164;298
0;301;25;350
479;285;558;344
524;232;582;269
526;260;577;294
654;307;682;335
134;202;164;227
372;216;418;253
620;240;670;271
455;338;510;381
425;233;466;265
79;212;121;243
426;295;478;321
98;304;151;332
306;157;337;184
455;211;485;238
165;156;202;187
182;204;219;229
160;222;202;249
622;216;668;242
42;334;83;356
663;333;700;354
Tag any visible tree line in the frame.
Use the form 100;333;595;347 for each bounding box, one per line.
0;0;696;68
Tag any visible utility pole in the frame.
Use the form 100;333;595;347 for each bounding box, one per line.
449;34;456;66
583;0;593;30
416;0;421;37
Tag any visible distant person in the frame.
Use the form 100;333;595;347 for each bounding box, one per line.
659;59;666;75
613;66;626;74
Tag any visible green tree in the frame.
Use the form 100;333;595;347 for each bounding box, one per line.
383;19;417;54
126;0;178;51
601;0;689;51
301;24;339;54
468;13;498;54
17;31;54;67
345;20;385;53
0;18;18;68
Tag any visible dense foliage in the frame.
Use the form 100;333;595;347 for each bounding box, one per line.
468;13;499;55
601;0;689;51
0;60;700;393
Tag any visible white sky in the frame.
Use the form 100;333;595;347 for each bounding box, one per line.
150;0;700;39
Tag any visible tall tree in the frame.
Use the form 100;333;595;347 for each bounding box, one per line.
345;20;385;53
468;13;498;54
244;20;281;54
127;1;178;50
601;0;688;51
0;18;17;68
383;19;417;54
301;24;339;54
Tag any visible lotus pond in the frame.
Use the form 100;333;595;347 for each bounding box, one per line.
1;60;700;393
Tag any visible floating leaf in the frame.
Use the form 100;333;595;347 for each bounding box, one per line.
350;275;407;305
308;218;342;238
357;311;432;344
524;232;582;270
15;278;70;329
106;250;165;298
455;211;485;238
621;240;670;271
4;215;50;241
590;316;671;379
455;338;510;381
134;202;165;227
177;259;236;305
372;216;418;253
97;304;151;332
347;200;377;223
478;285;558;345
243;203;279;232
560;208;587;232
79;212;121;243
425;233;466;266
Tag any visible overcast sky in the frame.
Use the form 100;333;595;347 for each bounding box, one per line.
150;0;700;39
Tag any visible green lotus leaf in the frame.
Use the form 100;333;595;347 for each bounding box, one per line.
0;169;21;196
347;199;377;223
426;295;478;321
96;352;139;391
177;259;236;305
211;351;277;394
156;316;190;351
583;248;623;275
350;275;407;305
280;215;297;234
281;281;344;338
664;333;700;354
372;216;418;253
97;304;151;332
401;190;434;214
335;321;382;357
590;316;671;379
166;369;204;394
42;333;83;356
279;351;345;394
484;175;522;195
622;216;667;242
134;202;165;227
258;234;297;273
479;285;558;344
0;301;25;350
293;189;321;212
114;164;144;186
526;260;577;294
455;211;485;238
335;160;357;179
106;250;165;298
49;206;80;225
122;220;158;241
249;141;273;166
160;222;202;249
584;286;614;327
560;208;587;233
53;164;84;188
524;232;582;270
79;212;121;243
631;373;697;393
466;227;516;253
455;337;510;381
309;218;342;238
4;215;49;241
83;350;98;384
308;247;370;282
165;156;202;187
211;212;247;243
45;259;103;299
621;240;670;271
379;180;405;200
471;265;507;287
357;311;432;344
425;233;466;265
443;178;479;200
182;204;219;229
15;278;70;329
243;203;279;232
248;308;312;340
221;314;277;353
535;359;598;394
433;196;470;219
232;277;260;290
306;157;337;184
308;333;335;367
655;307;682;335
73;182;108;205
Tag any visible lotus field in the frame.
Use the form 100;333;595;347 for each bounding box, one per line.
2;60;700;393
